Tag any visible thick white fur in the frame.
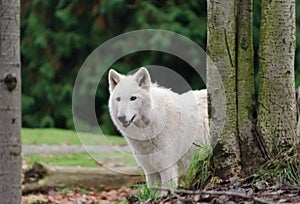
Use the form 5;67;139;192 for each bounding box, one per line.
108;67;209;188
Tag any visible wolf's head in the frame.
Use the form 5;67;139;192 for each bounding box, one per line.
108;67;152;129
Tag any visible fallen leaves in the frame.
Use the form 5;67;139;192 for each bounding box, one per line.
22;187;132;204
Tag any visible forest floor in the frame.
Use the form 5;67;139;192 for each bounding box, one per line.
22;151;300;204
22;187;132;204
22;177;300;204
21;136;300;204
139;180;300;204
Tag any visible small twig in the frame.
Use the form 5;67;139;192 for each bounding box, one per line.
202;190;276;204
192;142;202;148
150;187;280;204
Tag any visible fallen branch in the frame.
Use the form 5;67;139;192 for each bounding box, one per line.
23;162;144;194
151;187;279;204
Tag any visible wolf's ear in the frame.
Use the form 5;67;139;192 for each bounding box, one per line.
135;67;151;91
108;69;123;93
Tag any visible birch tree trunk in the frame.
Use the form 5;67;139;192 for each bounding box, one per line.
0;0;22;203
257;0;298;158
207;0;241;178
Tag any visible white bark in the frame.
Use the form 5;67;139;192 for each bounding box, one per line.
0;0;22;203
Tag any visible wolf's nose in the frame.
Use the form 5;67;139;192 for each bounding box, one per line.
117;115;126;123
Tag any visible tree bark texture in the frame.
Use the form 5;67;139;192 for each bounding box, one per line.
207;0;271;178
236;0;265;175
257;0;298;157
207;0;241;178
0;0;22;203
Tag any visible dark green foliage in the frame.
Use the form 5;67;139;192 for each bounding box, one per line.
21;0;207;131
21;0;300;131
22;0;103;128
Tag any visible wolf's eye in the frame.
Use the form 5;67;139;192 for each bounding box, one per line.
116;97;121;102
130;96;137;101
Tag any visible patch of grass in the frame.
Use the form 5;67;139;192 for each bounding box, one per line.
22;128;126;146
135;183;161;202
259;145;300;186
23;151;137;167
182;144;213;189
22;128;135;168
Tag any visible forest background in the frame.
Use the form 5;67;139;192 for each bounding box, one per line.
21;0;300;135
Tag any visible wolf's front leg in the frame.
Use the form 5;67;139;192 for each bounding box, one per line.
160;166;179;190
145;172;161;187
146;172;166;197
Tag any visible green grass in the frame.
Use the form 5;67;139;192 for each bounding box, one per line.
182;144;213;189
135;183;161;201
24;151;137;167
22;128;127;146
22;128;136;168
259;145;300;186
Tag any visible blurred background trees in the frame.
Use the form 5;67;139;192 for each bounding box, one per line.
21;0;300;135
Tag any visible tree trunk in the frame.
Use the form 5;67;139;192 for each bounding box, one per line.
0;0;22;203
257;0;298;158
236;0;265;175
207;0;298;179
207;0;241;178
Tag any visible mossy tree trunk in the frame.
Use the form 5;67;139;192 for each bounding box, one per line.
236;0;265;175
207;0;241;178
0;0;22;203
257;0;298;158
207;0;266;178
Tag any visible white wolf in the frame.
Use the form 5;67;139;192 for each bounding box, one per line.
108;67;209;188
